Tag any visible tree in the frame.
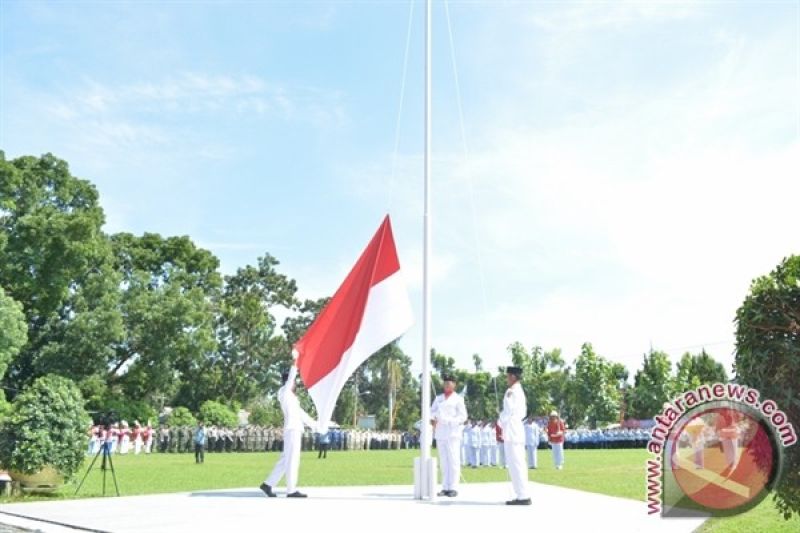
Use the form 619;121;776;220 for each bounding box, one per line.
507;342;568;418
248;402;282;427
0;152;117;392
673;349;728;393
735;255;800;520
167;407;197;427
199;400;238;428
189;255;298;407
109;232;220;403
472;354;483;372
0;375;91;480
627;350;673;420
0;287;26;380
570;343;621;428
432;349;456;377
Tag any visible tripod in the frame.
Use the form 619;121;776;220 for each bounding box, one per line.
75;440;120;496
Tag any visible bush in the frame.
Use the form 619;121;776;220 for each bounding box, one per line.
248;402;281;426
199;400;237;428
167;406;197;427
0;375;91;479
735;255;800;520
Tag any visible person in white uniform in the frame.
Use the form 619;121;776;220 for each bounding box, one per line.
260;354;317;498
525;418;540;469
499;366;531;505
468;420;481;467
430;374;468;497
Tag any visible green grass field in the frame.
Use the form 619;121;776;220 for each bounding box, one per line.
1;449;796;532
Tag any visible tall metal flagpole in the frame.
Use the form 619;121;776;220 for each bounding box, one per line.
415;0;434;500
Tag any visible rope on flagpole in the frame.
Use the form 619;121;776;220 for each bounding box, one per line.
443;0;492;362
387;0;415;213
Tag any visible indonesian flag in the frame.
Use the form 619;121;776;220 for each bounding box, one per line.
296;215;414;432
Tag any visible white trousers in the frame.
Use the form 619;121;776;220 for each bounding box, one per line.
120;436;130;454
504;441;529;500
134;437;143;455
468;446;479;466
461;443;467;466
436;438;462;491
480;445;489;466
551;442;564;467
526;444;538;468
266;429;302;493
488;444;498;466
145;439;152;454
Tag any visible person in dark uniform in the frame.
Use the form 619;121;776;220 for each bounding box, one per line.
317;430;331;459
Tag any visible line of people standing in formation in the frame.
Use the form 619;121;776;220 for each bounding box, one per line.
459;420;653;468
87;421;421;456
87;421;155;455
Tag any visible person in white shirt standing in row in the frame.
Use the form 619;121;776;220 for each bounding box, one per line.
499;366;531;505
430;374;468;497
525;418;540;469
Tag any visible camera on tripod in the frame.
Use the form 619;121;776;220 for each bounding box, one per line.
75;410;121;496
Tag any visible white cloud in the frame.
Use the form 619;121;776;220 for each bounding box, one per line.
356;4;800;377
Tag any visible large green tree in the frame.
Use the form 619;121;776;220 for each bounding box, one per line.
108;232;219;403
191;254;296;407
569;343;621;428
735;255;800;520
673;349;728;393
627;349;673;420
0;152;118;392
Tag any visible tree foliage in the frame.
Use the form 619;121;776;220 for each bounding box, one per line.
0;286;26;381
735;255;800;520
673;349;728;393
0;375;90;479
627;350;673;420
198;400;238;428
167;406;197;427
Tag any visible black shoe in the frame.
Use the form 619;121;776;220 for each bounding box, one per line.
287;491;307;498
437;490;449;497
447;490;458;497
259;483;276;498
505;498;532;506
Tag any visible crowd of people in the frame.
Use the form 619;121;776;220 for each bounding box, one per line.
459;417;652;470
87;419;651;458
87;422;421;456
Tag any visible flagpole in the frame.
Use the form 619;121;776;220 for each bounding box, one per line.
415;0;434;500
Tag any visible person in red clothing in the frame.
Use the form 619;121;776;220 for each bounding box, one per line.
547;411;566;470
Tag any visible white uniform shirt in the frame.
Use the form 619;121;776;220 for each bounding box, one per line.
279;367;316;432
482;425;494;446
469;424;482;447
431;392;468;441
499;382;527;444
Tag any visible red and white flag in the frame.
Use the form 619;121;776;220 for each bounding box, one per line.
296;215;414;432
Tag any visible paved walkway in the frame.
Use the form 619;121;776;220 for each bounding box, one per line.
0;482;708;533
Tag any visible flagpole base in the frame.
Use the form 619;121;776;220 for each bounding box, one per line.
413;457;437;500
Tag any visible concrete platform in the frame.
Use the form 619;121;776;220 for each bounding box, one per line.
0;482;708;533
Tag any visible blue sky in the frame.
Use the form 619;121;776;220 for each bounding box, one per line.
2;1;799;378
